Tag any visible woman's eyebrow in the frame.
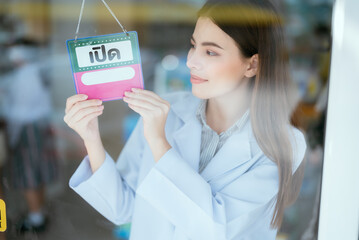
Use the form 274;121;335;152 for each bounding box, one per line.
191;36;224;50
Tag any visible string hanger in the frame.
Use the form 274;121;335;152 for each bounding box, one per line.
74;0;129;42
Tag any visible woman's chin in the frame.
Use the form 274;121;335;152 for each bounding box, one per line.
191;87;210;99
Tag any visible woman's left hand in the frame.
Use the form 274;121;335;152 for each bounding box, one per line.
123;88;172;162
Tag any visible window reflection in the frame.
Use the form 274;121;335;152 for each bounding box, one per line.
0;0;332;239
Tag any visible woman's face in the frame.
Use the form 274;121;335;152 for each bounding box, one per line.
186;17;251;99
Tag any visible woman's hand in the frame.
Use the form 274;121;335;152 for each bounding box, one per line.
64;94;106;172
64;94;104;143
123;88;172;162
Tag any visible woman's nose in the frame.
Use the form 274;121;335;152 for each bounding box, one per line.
186;49;202;70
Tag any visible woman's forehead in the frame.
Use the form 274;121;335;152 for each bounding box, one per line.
193;17;238;50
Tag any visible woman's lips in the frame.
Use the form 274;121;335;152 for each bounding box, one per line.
190;74;208;84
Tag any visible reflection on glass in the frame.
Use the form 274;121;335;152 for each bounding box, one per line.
0;0;332;239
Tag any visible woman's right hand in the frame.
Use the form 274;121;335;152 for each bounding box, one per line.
64;94;104;143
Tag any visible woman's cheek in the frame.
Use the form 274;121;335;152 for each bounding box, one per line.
224;59;247;82
207;58;225;75
210;61;235;82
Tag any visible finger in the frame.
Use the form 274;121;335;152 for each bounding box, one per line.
66;99;102;121
128;103;151;117
128;102;168;121
124;91;162;107
65;94;88;114
124;91;169;110
131;88;164;102
81;110;103;126
72;105;104;123
123;97;158;110
132;89;170;110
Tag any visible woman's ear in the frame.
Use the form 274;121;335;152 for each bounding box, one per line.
244;54;258;78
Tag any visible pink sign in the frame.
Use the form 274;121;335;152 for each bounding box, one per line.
66;31;144;101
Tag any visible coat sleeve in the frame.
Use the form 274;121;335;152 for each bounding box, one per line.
136;131;307;240
69;118;145;225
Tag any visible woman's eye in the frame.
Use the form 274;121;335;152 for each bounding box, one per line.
207;50;217;56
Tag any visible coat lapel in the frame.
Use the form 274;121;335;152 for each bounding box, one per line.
200;129;252;182
168;92;252;182
172;117;202;171
169;93;202;171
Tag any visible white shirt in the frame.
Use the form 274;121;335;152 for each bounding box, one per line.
196;99;250;173
0;63;51;145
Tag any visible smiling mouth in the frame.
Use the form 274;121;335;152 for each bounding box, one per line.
190;74;208;84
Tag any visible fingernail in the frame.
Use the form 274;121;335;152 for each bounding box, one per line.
131;88;138;92
82;95;88;99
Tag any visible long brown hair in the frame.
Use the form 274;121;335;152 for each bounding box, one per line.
198;0;305;229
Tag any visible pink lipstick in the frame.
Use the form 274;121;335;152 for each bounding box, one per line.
190;74;208;84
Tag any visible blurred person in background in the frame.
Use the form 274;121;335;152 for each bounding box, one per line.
0;38;58;233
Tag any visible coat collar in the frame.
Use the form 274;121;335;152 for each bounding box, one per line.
169;91;201;123
169;92;253;182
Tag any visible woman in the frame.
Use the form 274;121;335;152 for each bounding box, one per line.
64;0;307;239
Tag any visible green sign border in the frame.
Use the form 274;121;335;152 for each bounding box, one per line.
66;31;140;73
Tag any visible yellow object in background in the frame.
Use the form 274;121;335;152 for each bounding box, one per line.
276;232;289;240
0;199;6;232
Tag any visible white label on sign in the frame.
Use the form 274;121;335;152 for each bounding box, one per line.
82;67;135;85
75;41;133;68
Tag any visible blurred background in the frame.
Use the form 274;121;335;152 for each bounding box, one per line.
0;0;333;239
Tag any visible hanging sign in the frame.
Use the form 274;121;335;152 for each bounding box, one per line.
66;31;144;101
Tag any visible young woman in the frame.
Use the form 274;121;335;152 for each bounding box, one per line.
64;0;307;239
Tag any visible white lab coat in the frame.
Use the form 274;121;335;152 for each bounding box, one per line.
69;91;307;240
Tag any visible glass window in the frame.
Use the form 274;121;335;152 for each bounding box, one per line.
0;0;337;239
